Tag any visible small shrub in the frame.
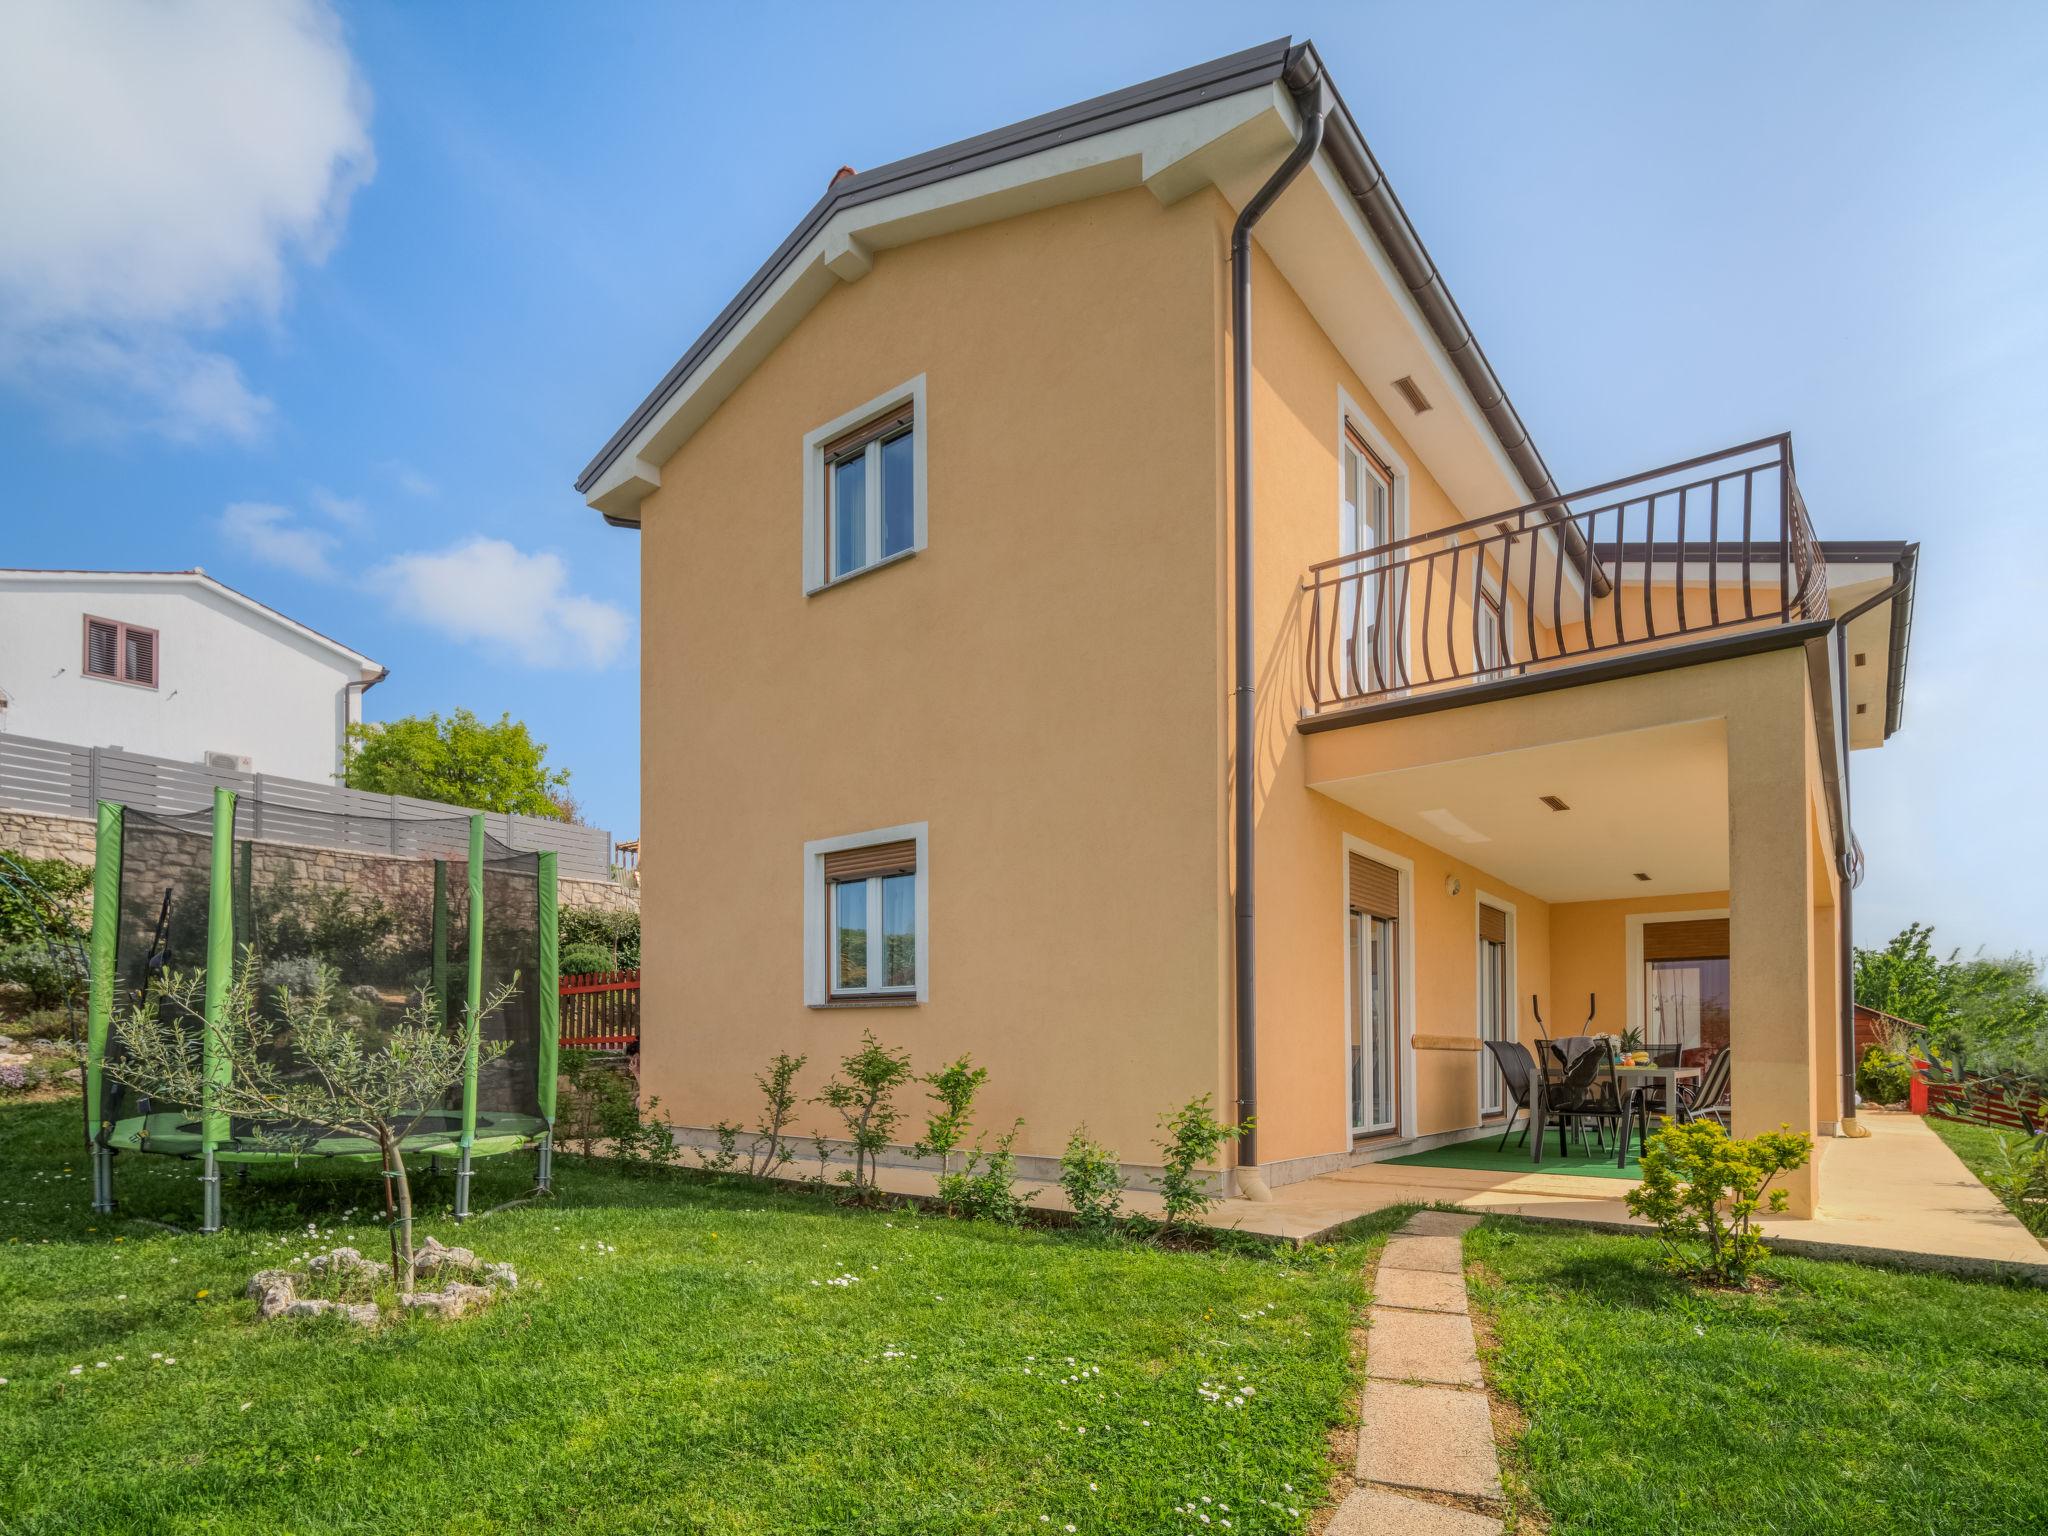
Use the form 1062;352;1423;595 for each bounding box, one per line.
0;852;91;946
814;1031;914;1203
747;1052;806;1177
0;941;85;1009
1154;1094;1251;1233
612;1095;681;1173
1058;1127;1125;1233
913;1054;988;1204
559;942;617;977
695;1120;741;1174
1625;1118;1812;1287
561;907;640;969
1984;1133;2048;1238
1856;1045;1912;1105
940;1120;1031;1224
10;1007;74;1042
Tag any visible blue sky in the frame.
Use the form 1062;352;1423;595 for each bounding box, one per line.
3;2;2043;955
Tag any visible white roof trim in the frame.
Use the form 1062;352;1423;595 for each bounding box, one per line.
0;568;385;678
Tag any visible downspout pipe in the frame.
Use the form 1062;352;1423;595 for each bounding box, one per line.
1232;70;1328;1180
1830;568;1914;1132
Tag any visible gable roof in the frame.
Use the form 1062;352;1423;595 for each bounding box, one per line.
0;568;387;682
575;37;1562;527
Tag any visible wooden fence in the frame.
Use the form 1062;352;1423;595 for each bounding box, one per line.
559;969;640;1051
1918;1064;2046;1134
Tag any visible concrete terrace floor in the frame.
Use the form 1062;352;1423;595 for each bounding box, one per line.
845;1109;2048;1282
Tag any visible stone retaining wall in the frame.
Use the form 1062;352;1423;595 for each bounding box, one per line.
0;808;635;915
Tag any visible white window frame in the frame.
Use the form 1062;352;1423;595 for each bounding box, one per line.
1624;905;1729;1040
804;821;929;1006
1339;833;1417;1141
802;374;928;594
1335;389;1412;691
1474;892;1517;1119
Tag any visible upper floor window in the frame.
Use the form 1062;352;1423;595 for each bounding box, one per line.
803;375;928;593
83;616;158;688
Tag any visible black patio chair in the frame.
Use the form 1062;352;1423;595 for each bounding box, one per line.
1485;1039;1538;1151
1677;1047;1732;1128
1535;1044;1608;1159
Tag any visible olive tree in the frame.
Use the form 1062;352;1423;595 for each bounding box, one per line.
107;955;515;1284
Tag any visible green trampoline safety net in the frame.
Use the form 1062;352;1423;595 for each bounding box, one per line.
94;801;552;1164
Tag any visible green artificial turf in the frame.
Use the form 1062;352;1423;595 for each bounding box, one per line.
1382;1132;1641;1179
0;1099;1395;1535
1466;1216;2048;1535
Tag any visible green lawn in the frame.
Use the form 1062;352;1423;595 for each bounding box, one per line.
1926;1114;2048;1237
1466;1217;2048;1535
0;1099;1388;1535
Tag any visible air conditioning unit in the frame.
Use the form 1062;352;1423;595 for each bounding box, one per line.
205;750;253;773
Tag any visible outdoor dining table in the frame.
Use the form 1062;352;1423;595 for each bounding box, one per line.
1526;1053;1700;1169
1612;1063;1701;1168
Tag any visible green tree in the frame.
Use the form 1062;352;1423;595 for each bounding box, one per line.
343;710;571;817
1855;923;2048;1077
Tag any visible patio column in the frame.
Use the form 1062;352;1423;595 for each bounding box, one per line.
1725;653;1820;1216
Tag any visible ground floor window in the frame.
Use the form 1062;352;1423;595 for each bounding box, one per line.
1348;851;1403;1136
804;824;928;1005
1642;916;1730;1055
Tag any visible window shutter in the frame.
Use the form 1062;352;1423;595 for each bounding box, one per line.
85;619;119;677
1643;918;1728;962
823;840;916;883
124;627;156;686
1348;853;1400;920
1478;904;1508;945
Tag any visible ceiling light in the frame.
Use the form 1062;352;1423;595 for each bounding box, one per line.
1391;375;1433;414
1539;795;1570;812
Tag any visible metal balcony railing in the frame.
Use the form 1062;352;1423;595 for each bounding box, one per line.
1304;434;1829;715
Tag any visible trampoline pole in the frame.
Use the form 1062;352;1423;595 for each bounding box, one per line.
87;801;123;1215
456;813;484;1224
536;851;560;1195
199;786;235;1236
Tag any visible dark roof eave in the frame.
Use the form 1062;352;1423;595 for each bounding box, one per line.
575;37;1564;524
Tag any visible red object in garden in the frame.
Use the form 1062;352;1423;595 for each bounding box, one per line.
558;968;641;1051
1908;1058;1929;1116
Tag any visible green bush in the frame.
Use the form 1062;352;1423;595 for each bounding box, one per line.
0;942;85;1009
559;942;617;976
1984;1134;2048;1238
1625;1118;1812;1286
1856;1045;1913;1105
939;1120;1031;1224
1058;1127;1126;1232
561;907;639;969
0;853;91;946
1154;1094;1250;1233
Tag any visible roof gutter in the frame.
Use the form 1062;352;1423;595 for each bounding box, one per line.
1280;45;1607;596
1232;61;1328;1184
1829;551;1918;1131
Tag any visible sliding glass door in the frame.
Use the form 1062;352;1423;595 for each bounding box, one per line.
1477;927;1508;1115
1349;910;1399;1135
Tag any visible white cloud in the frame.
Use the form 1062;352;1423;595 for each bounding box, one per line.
309;487;369;528
372;537;632;669
219;501;340;580
0;0;373;441
382;461;438;499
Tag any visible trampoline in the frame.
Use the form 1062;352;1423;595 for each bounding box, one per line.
82;789;561;1230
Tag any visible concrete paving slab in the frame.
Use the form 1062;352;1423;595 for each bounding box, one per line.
1365;1306;1483;1386
1372;1266;1469;1315
1356;1381;1501;1499
1399;1210;1483;1237
1327;1487;1502;1535
1377;1234;1465;1273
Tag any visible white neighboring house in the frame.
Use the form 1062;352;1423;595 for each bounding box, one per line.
0;569;386;783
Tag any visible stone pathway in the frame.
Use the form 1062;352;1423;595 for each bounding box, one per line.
1326;1210;1506;1535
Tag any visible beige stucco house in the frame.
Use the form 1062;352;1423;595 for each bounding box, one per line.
577;38;1916;1216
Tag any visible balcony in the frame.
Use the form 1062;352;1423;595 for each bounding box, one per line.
1303;435;1830;719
